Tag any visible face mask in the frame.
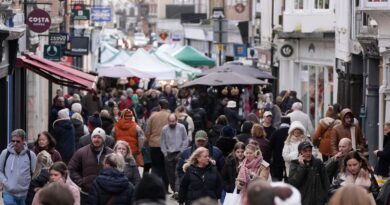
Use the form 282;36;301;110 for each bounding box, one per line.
169;124;176;129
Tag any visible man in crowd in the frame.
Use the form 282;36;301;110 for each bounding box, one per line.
330;108;365;155
145;99;170;191
287;102;314;138
325;138;353;182
69;127;113;204
160;113;188;197
78;113;115;149
262;111;275;140
0;129;37;205
289;141;329;205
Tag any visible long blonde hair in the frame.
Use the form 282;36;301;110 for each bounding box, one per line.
33;150;53;178
183;147;213;172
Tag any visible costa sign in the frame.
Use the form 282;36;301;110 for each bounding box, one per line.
27;9;51;33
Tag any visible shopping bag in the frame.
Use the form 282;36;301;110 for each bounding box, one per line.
223;187;242;205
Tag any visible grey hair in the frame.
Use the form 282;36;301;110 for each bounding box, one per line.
103;153;125;172
292;102;302;110
11;129;26;140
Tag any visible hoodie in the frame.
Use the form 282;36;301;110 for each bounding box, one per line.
0;143;37;196
88;168;134;205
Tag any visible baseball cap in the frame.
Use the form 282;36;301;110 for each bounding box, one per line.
195;130;208;141
264;111;273;117
298;141;313;153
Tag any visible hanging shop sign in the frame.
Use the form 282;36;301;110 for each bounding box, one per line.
69;37;89;55
280;44;294;57
72;9;90;20
91;8;112;22
44;45;61;61
234;44;247;57
49;33;68;46
27;9;51;33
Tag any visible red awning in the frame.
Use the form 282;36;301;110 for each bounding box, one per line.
16;54;96;91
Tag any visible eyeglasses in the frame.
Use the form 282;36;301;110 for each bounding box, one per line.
11;140;21;143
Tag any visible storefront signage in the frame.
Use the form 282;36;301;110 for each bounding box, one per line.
72;9;90;20
91;8;112;22
49;33;68;46
69;37;89;55
27;9;51;33
280;44;294;57
44;45;61;61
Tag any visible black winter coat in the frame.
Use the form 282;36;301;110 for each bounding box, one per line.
26;169;50;205
89;168;134;205
124;157;141;186
101;116;114;136
375;133;390;177
221;155;239;193
223;108;242;132
216;137;237;157
178;164;222;205
208;124;224;146
52;119;75;164
289;158;329;205
269;125;289;167
71;118;85;148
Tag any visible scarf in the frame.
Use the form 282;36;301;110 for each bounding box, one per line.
237;156;263;197
341;169;372;189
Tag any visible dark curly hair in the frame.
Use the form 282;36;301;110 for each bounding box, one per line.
34;131;57;149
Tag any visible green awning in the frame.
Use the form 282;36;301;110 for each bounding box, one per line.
173;46;215;67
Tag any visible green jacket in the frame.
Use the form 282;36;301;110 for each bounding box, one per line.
289;157;330;205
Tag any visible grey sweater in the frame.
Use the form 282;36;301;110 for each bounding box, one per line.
160;124;188;156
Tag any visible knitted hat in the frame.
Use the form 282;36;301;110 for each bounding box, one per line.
57;108;70;120
134;173;166;201
221;125;235;138
195;130;208;141
91;127;106;141
88;113;102;128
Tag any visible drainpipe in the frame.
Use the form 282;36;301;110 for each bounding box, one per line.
379;84;385;149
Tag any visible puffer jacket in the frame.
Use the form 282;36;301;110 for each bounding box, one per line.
313;117;340;157
89;168;134;205
26;169;50;205
178;164;222;205
221;155;239;193
52;118;75;164
289;158;329;205
330;108;365;155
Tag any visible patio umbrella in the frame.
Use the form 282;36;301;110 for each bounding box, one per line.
198;64;276;79
180;70;269;88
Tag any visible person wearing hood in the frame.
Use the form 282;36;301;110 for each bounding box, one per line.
313;106;341;161
68;128;114;204
113;109;145;166
269;117;291;181
0;129;37;205
330;108;365;155
51;108;75;164
282;121;315;176
216;125;238;157
178;147;223;205
89;153;134;205
236;121;254;145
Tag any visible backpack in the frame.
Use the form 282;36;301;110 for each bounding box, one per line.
178;116;189;133
3;150;33;177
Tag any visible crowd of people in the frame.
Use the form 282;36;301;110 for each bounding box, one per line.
0;84;390;205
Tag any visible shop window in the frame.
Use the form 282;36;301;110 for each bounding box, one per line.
300;65;334;124
315;0;330;9
294;0;304;9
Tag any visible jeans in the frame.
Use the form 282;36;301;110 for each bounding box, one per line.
3;192;27;205
164;151;180;192
150;147;168;191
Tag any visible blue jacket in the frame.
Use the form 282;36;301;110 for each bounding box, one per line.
0;144;37;196
177;144;224;178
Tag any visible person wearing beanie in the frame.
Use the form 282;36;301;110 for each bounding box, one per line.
216;125;237;157
112;109;145;166
282;121;313;176
51;108;75;164
68;127;114;204
176;130;225;181
78;113;115;149
289;141;329;205
134;173;166;205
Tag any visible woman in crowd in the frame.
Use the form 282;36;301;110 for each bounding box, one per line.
26;151;53;205
178;147;223;205
114;140;141;186
236;143;270;199
221;142;245;202
89;153;135;205
250;124;271;163
32;161;80;205
176;105;195;143
282;121;308;176
32;131;62;162
329;151;379;203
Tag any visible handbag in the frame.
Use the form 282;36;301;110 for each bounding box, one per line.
314;120;336;147
224;187;242;205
